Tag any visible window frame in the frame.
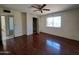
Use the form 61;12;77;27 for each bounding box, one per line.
46;16;61;28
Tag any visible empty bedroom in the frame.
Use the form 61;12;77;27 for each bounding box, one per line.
0;4;79;55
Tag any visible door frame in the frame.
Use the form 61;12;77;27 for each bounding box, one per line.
0;16;2;45
0;15;15;40
33;17;39;34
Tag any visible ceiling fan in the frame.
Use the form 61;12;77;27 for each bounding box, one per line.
31;4;50;13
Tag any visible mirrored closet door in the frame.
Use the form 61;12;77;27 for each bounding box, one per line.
1;15;14;51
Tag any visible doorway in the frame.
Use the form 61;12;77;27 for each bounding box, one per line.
33;17;38;34
0;15;14;44
0;15;14;53
0;17;2;45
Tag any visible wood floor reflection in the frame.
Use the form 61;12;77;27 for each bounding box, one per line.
0;33;79;55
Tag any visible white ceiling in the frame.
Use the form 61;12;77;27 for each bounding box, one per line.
0;4;79;15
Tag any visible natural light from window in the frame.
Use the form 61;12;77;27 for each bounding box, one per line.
46;16;61;28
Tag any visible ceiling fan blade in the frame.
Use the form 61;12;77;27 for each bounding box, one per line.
43;9;50;11
32;6;39;9
41;4;46;9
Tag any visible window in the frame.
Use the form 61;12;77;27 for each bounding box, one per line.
46;16;61;28
46;17;53;27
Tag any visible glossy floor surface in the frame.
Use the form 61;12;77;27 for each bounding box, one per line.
0;33;79;55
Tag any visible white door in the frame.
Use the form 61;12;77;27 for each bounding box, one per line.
1;16;6;41
1;15;8;51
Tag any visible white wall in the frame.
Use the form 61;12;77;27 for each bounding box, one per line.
21;13;27;35
26;13;38;35
0;6;39;37
0;8;3;13
0;7;23;39
39;9;79;41
13;11;23;37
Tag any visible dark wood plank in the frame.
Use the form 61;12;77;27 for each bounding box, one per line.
0;33;79;55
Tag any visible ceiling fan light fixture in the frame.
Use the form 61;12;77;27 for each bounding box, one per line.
31;4;50;13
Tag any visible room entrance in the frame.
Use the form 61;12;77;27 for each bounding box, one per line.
33;17;38;34
0;17;2;45
0;15;14;47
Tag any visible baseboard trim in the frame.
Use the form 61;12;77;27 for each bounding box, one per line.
40;32;79;42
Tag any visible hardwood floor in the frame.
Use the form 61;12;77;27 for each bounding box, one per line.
0;32;79;55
